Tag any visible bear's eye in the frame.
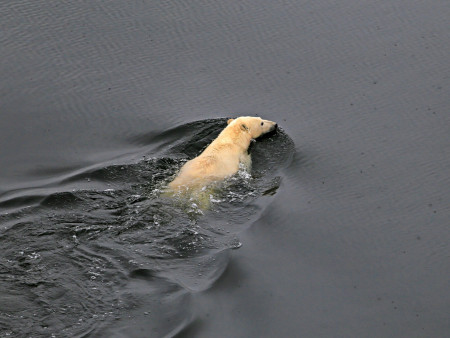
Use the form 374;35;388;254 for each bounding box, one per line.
261;122;264;126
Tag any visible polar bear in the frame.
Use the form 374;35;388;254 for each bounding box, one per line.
168;116;277;191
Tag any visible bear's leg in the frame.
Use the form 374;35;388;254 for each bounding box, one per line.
239;153;252;172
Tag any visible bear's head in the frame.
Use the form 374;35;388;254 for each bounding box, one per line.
227;116;277;139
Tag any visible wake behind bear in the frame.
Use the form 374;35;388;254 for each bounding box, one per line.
168;116;277;197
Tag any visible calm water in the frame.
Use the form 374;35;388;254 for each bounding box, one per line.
1;1;449;337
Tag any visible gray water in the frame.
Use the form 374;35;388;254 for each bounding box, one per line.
1;1;449;337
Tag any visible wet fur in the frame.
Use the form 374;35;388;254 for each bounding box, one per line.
168;116;277;191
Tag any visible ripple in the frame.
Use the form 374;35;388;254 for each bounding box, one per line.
0;118;294;336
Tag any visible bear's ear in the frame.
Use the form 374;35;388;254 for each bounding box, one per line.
227;118;234;125
240;123;249;132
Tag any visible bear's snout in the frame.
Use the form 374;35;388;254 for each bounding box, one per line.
260;121;277;138
268;122;277;133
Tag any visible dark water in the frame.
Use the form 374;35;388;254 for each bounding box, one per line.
1;1;449;337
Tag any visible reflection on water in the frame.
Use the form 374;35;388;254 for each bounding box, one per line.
0;119;294;337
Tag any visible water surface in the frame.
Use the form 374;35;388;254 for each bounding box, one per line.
1;0;449;337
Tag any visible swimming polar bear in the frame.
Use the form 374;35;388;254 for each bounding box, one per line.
168;116;277;191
